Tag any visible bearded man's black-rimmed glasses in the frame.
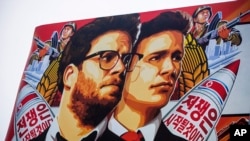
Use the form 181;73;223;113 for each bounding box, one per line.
83;50;143;72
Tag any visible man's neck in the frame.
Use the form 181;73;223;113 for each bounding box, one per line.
59;37;70;51
195;22;207;31
114;99;160;131
60;37;70;43
57;93;94;140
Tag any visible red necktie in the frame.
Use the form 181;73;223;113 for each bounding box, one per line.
120;131;144;141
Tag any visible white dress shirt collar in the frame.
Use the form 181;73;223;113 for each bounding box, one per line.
108;112;162;141
46;116;107;141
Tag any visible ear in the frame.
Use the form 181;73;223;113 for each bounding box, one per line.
63;64;78;89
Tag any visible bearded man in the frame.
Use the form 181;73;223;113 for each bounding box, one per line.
32;13;141;141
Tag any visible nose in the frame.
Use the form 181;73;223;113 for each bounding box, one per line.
203;12;209;17
160;58;176;78
110;58;126;74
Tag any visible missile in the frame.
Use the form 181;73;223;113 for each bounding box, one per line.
14;83;55;141
163;60;240;141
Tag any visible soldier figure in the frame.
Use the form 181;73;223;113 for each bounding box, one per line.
190;6;242;50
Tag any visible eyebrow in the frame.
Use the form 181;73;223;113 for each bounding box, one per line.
148;50;167;56
147;49;183;56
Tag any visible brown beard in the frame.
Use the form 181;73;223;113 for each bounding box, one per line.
70;72;123;128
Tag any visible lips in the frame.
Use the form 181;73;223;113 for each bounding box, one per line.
100;79;122;89
150;81;174;93
100;80;123;99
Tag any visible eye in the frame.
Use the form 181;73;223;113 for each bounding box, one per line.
172;52;183;62
100;52;117;63
148;54;161;63
122;54;131;64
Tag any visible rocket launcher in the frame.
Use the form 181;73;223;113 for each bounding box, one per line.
163;60;240;141
14;84;55;141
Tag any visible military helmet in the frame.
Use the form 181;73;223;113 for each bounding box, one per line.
192;6;212;19
63;22;77;32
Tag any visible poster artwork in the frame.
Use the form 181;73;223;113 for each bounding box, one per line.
6;0;250;140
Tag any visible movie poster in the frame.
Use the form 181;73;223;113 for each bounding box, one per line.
5;0;250;140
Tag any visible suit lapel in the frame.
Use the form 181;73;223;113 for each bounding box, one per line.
98;128;123;141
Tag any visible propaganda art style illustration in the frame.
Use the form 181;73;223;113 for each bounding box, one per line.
6;0;250;140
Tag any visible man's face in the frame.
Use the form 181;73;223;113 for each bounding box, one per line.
68;31;131;126
61;26;74;40
123;30;184;108
195;9;210;24
71;30;130;110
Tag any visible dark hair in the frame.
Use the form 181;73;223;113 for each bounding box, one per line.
58;13;140;92
133;11;191;52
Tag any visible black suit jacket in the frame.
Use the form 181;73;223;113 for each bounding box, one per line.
30;127;97;141
98;122;187;141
